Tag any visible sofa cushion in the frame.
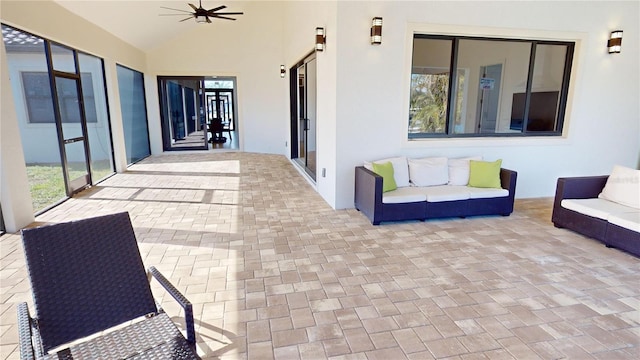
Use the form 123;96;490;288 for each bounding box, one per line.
372;161;397;193
468;159;502;188
467;187;509;199
561;198;637;221
598;165;640;209
448;156;482;186
365;156;410;187
382;186;428;204
408;157;449;187
420;185;470;202
607;212;640;233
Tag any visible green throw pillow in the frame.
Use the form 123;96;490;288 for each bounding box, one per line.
372;161;397;192
468;159;502;188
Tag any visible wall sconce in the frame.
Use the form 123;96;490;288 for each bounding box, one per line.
280;65;286;78
371;17;382;45
316;27;326;51
607;30;623;53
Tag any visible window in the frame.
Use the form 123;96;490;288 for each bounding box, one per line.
117;64;151;165
22;72;98;124
409;35;573;138
3;23;116;212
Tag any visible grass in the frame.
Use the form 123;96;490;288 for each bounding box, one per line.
26;162;113;212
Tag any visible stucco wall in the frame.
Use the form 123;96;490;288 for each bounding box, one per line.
332;1;639;209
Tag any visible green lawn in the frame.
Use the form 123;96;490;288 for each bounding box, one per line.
26;162;113;212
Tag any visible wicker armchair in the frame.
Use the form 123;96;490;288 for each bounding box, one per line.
16;212;200;359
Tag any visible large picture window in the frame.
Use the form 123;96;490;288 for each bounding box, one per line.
409;35;573;138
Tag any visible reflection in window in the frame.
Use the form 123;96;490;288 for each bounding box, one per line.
78;53;115;182
2;24;66;212
410;67;467;134
3;23;116;212
117;64;150;165
21;72;99;124
409;35;573;138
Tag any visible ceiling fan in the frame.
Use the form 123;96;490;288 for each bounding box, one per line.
160;1;243;23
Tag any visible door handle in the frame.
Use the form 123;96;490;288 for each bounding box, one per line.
64;137;85;144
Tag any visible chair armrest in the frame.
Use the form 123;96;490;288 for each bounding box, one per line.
500;168;517;193
148;266;196;345
499;168;518;215
17;302;36;360
554;176;609;201
354;166;384;225
552;175;609;215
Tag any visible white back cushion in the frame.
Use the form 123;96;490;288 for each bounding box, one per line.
408;157;449;187
448;156;482;186
364;156;410;187
598;165;640;209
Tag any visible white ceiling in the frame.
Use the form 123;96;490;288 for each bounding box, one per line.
53;0;247;52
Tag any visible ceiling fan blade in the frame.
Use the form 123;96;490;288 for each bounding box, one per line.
188;3;199;11
160;6;193;14
159;14;193;16
212;15;237;21
213;12;244;15
208;5;226;12
206;16;212;23
180;16;194;22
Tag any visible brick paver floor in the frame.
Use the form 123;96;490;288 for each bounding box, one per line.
1;152;638;359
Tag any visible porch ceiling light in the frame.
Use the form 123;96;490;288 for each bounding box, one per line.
316;27;325;51
371;17;382;45
195;15;208;23
607;30;622;53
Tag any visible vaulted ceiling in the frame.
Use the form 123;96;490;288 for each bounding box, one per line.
53;0;249;52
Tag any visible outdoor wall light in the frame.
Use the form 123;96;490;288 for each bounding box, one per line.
280;65;286;78
371;17;382;45
607;30;623;53
316;27;326;51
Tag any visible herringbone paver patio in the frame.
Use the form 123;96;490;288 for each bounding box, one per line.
1;152;638;359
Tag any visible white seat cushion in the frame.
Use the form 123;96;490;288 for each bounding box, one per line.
561;198;636;221
420;185;470;202
607;212;640;233
467;187;509;199
382;186;427;204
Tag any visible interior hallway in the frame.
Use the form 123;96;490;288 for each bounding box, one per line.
0;152;638;359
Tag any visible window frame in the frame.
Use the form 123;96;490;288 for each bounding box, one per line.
408;33;575;139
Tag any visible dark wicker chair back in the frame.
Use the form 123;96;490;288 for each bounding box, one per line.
21;212;158;352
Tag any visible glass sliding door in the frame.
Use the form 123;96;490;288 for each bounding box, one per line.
168;81;186;141
0;205;5;235
78;53;114;183
52;74;91;193
158;77;208;151
290;52;317;180
117;65;151;164
204;78;238;149
49;42;91;194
